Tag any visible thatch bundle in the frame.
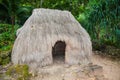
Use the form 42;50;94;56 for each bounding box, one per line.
12;8;92;69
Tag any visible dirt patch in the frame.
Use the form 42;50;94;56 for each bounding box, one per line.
31;52;120;80
92;52;120;80
0;52;120;80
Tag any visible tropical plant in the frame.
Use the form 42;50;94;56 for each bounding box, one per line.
84;0;120;47
0;0;33;25
0;24;19;65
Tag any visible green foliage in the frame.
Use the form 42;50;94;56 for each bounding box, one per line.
0;24;19;50
84;0;120;47
6;65;31;80
0;0;33;25
0;24;19;65
17;6;33;25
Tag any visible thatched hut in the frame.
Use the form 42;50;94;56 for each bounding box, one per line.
12;9;92;69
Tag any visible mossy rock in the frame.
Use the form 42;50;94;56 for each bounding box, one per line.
6;65;31;80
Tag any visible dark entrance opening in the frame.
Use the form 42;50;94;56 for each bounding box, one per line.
52;41;66;64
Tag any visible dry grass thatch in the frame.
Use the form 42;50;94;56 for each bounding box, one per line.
12;8;92;69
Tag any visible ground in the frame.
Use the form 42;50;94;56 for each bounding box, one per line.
0;52;120;80
92;51;120;80
30;52;120;80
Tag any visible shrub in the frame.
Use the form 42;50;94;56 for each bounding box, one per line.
0;24;19;65
0;51;11;65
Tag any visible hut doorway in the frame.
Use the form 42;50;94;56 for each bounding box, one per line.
52;41;66;64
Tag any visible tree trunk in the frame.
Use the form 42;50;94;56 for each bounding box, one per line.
40;0;43;8
11;16;15;38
